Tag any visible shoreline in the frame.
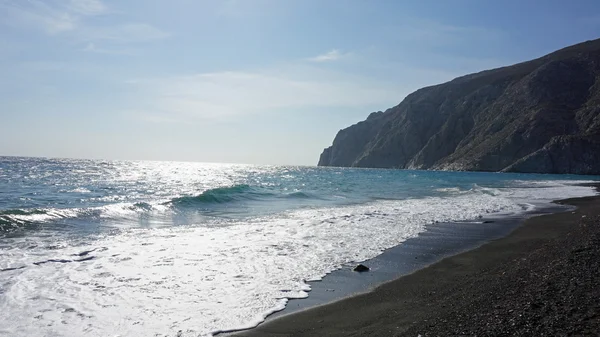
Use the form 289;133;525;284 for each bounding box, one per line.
264;204;565;321
233;191;600;336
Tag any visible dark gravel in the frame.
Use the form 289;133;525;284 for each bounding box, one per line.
405;204;600;336
235;196;600;337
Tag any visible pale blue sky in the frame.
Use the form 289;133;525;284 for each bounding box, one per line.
1;0;600;165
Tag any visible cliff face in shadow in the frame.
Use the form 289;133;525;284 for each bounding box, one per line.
318;39;600;175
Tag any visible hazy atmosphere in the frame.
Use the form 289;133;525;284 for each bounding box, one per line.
2;0;600;165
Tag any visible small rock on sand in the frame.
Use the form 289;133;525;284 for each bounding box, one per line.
353;264;370;272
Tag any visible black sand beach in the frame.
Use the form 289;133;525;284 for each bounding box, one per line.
235;194;600;336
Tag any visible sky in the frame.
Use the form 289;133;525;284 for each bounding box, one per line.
1;0;600;165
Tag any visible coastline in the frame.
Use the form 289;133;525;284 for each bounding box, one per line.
260;204;565;321
233;191;600;336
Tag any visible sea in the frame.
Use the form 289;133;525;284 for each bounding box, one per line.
0;156;598;337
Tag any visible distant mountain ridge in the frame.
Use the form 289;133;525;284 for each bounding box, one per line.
318;39;600;174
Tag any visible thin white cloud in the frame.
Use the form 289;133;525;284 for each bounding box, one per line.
0;0;78;34
124;64;440;123
83;42;134;55
308;49;346;62
0;0;168;44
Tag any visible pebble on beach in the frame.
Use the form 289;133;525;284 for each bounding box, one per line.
353;264;370;272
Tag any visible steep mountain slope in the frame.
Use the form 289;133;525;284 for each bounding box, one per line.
318;39;600;174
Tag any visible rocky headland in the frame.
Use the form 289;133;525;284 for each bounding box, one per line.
318;39;600;174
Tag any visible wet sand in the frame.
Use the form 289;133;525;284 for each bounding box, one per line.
234;195;600;336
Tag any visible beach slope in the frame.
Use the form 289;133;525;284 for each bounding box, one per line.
235;195;600;336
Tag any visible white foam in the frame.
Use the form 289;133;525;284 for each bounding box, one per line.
1;202;172;230
499;180;598;208
66;188;92;193
6;208;79;225
435;187;463;193
0;180;597;336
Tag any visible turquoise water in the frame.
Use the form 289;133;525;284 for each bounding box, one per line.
0;156;598;336
1;156;598;236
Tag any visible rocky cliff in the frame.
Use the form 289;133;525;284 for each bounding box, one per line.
318;39;600;174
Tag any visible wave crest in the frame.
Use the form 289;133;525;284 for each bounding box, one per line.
169;184;265;206
0;208;76;234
